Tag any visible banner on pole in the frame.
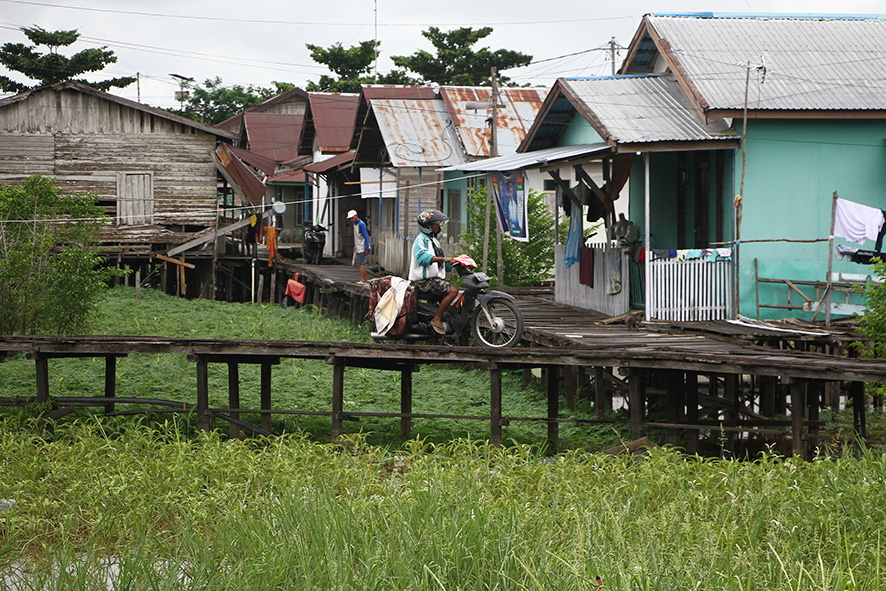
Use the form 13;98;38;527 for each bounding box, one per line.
489;170;528;242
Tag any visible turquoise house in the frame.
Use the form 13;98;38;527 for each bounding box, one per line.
516;13;886;321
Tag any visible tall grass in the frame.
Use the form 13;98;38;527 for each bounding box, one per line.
1;419;885;589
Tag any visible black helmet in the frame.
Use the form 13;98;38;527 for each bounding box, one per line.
417;210;448;235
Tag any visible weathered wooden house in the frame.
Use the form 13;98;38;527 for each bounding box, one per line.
0;81;239;253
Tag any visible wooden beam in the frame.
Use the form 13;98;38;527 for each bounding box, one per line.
260;362;272;433
104;356;116;415
546;169;582;208
155;253;195;269
572;164;611;212
332;360;345;442
195;355;209;431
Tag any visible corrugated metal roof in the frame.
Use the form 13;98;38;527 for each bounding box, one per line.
441;143;611;172
303;150;355;173
308;93;359;152
563;75;736;144
244;112;304;162
266;168;306;184
371;98;466;167
440;87;548;157
645;14;886;111
226;144;276;176
0;81;239;140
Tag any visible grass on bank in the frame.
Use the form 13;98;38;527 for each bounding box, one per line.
0;285;625;450
1;418;885;589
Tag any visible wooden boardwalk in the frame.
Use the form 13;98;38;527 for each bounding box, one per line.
1;257;881;457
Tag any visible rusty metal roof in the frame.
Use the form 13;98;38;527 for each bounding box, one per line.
226;144;276;176
266;168;306;184
627;14;886;112
303;150;355;174
370;98;466;167
440;87;547;157
215;87;309;133
244;112;304;163
304;93;359;153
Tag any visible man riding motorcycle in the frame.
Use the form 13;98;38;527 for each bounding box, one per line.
408;210;459;335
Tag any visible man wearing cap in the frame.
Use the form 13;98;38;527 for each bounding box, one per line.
348;209;370;283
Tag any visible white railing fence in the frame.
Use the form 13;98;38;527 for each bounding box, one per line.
647;258;734;321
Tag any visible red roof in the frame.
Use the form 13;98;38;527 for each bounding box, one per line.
308;93;359;152
244;112;304;163
226;144;277;176
266;169;307;184
303;150;355;174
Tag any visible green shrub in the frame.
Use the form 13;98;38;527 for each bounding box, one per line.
0;175;118;335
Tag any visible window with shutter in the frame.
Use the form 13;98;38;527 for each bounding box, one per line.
116;171;154;226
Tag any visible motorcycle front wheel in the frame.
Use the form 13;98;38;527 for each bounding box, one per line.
471;298;524;348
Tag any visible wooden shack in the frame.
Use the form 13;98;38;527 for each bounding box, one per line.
0;81;239;253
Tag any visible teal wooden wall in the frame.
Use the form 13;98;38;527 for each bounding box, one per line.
737;119;886;319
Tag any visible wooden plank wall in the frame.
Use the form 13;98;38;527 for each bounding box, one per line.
554;243;630;316
0;88;219;243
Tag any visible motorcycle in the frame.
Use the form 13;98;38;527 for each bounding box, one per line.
301;220;327;264
370;255;525;348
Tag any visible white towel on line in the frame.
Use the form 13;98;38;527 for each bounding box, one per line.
834;197;884;245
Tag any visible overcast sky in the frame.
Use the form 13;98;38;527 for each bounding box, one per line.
1;0;884;109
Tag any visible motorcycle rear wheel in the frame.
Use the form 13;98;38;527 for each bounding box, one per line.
471;298;524;348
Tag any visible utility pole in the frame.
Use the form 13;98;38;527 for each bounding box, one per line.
490;68;505;289
609;37;618;75
170;73;194;110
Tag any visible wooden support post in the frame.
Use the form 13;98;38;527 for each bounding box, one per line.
665;371;683;447
809;381;822;457
490;365;503;447
401;365;413;439
104;356;116;415
269;269;277;304
761;375;776;417
790;380;805;460
228;362;240;439
195;355;209;431
331;360;345;442
564;366;577;411
628;368;643;440
523;365;533;389
135;269;142;302
685;371;699;455
850;381;866;438
546;366;559;448
260;361;272;433
724;374;738;457
594;366;609;417
34;353;49;405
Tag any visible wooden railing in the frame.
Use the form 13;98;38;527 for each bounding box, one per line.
647;258;734;321
376;230;460;277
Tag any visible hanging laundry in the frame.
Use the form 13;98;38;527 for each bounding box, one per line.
565;204;582;268
834;198;885;245
836;245;884;264
685;249;706;260
652;249;671;260
675;249;689;261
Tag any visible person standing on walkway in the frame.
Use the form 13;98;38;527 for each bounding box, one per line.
348;209;370;283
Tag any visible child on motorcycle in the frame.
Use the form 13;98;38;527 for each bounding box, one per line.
408;210;458;335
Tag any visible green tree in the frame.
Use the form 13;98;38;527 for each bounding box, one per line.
857;259;886;357
305;40;417;93
0;175;119;335
172;77;295;125
391;27;532;86
458;186;555;287
0;26;135;93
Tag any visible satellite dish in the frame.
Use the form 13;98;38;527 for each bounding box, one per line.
272;201;286;215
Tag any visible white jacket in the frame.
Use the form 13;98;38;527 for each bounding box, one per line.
408;233;446;281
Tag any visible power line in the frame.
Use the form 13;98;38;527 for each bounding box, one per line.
0;0;634;28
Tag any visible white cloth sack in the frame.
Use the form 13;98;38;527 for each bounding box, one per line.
374;277;411;335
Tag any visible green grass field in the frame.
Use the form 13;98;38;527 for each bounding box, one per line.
2;287;886;589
